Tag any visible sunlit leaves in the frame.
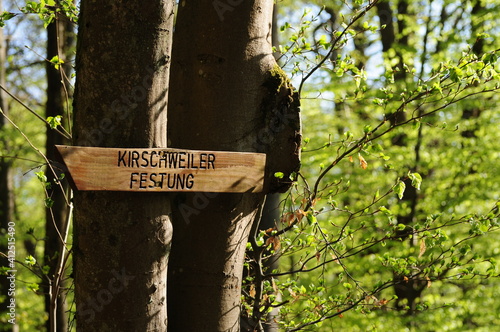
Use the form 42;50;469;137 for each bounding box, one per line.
49;55;64;70
20;0;78;28
408;172;422;190
24;255;36;266
46;115;62;129
482;51;498;65
274;171;285;179
27;283;40;293
255;0;500;329
22;1;56;28
0;11;16;27
394;180;406;200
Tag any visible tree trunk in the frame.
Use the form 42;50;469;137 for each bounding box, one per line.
72;1;174;331
377;0;427;315
460;0;485;139
167;1;300;331
44;2;74;330
241;7;285;331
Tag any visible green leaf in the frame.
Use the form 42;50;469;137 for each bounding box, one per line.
344;131;353;140
482;52;498;65
25;255;36;266
413;120;421;130
45;197;54;208
274;172;284;179
35;170;47;183
394;181;406;200
47;115;62;129
27;283;39;293
0;11;16;27
280;22;290;31
408;172;422;190
306;213;317;225
449;66;464;82
42;265;51;275
49;55;64;70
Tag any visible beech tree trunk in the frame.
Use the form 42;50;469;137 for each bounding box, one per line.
72;1;174;331
377;0;427;315
167;1;300;331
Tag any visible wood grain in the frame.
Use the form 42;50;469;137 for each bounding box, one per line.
55;145;266;193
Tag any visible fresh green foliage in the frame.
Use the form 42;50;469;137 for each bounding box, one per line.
243;0;500;331
20;0;78;28
46;115;62;129
48;56;64;70
0;1;75;330
0;11;16;27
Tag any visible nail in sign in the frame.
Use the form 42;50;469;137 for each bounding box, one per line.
55;145;266;193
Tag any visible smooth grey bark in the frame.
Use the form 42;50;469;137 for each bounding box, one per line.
167;1;300;331
240;7;285;331
72;1;174;331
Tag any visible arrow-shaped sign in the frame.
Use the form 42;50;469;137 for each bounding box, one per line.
56;145;266;193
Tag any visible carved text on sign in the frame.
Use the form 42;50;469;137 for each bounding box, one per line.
56;145;266;193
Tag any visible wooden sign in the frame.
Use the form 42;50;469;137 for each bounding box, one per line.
55;145;266;193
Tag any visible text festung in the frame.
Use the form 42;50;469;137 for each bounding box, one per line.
129;172;195;190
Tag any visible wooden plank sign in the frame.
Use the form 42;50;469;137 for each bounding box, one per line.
55;145;266;193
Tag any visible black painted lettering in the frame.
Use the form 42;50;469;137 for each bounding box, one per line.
199;153;207;169
149;173;157;188
177;173;185;188
178;152;186;169
186;173;194;189
139;173;147;189
131;151;140;167
158;173;166;188
141;151;149;167
168;153;178;168
189;153;198;169
130;172;139;188
118;151;127;167
208;154;216;169
150;151;158;167
167;174;175;189
159;152;167;168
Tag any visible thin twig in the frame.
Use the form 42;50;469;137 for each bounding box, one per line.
0;83;71;139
